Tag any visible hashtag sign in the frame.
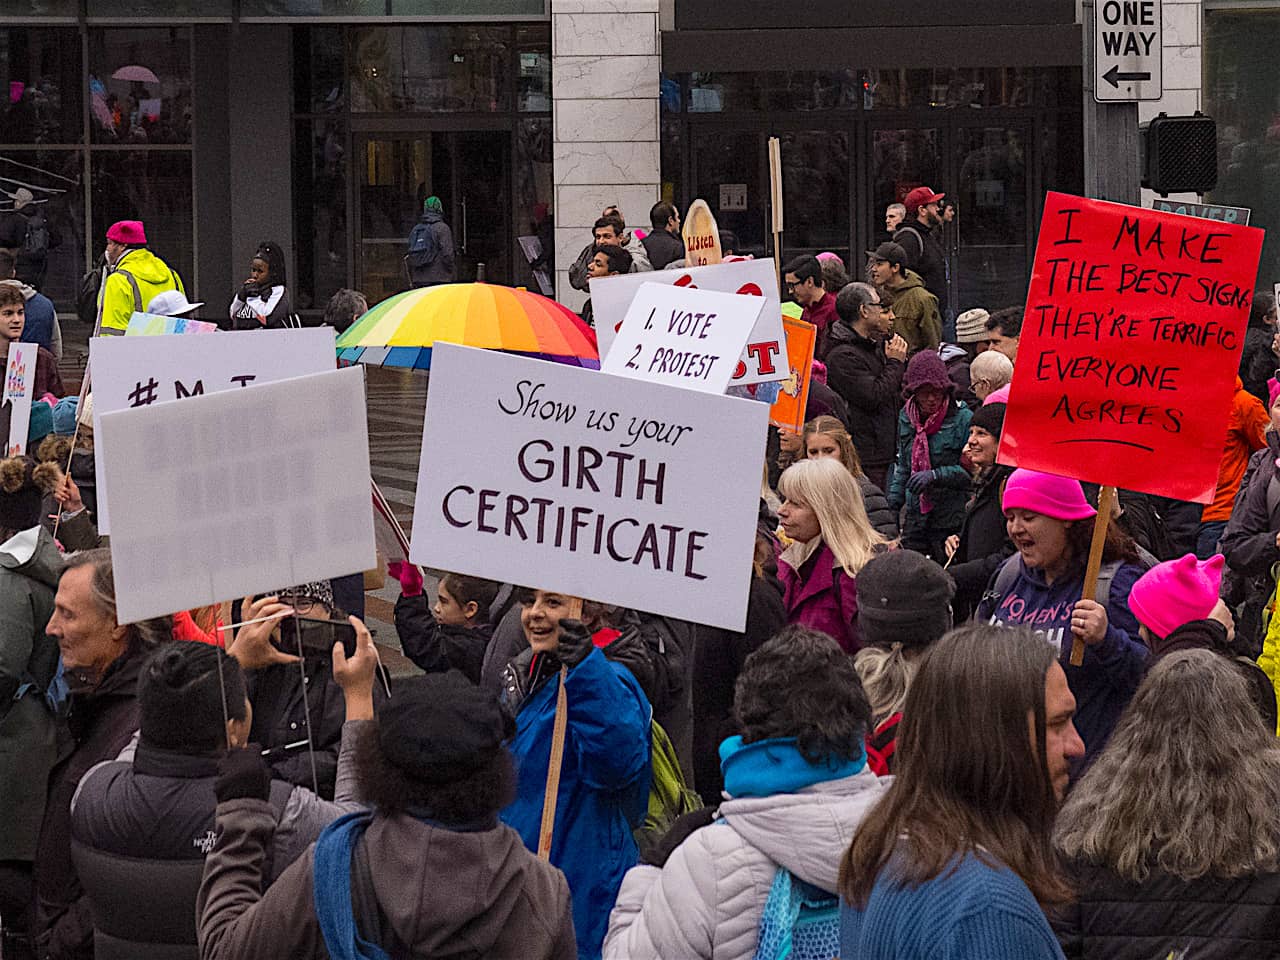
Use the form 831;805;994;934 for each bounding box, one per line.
128;377;159;407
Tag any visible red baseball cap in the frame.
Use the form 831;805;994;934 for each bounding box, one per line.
903;186;945;214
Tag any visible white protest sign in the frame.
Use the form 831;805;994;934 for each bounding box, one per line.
98;367;375;624
410;343;768;631
602;283;762;394
90;327;336;532
3;344;35;456
590;258;787;386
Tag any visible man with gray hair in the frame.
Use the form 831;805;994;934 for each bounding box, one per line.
969;349;1014;404
884;203;906;239
825;282;909;490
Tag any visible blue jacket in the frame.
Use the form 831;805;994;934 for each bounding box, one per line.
975;555;1148;762
501;648;651;960
841;852;1065;959
887;401;973;537
18;289;56;356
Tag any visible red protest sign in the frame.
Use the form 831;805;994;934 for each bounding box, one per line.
999;192;1264;503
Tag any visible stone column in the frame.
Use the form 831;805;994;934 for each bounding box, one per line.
551;0;662;312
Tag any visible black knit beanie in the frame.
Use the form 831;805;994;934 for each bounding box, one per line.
969;402;1007;439
856;550;955;649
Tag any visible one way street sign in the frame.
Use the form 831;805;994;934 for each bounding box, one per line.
1094;0;1163;102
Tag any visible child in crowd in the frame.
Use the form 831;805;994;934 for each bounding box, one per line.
390;561;498;684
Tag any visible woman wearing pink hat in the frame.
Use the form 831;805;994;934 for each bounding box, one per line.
975;468;1147;765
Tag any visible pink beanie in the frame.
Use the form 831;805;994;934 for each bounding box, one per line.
815;251;842;263
106;220;146;245
984;383;1011;406
1269;377;1280;409
1001;469;1096;521
1129;553;1225;638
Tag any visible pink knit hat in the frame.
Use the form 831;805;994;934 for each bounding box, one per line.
1269;377;1280;409
106;220;146;245
984;383;1011;406
1001;469;1096;521
1129;553;1225;639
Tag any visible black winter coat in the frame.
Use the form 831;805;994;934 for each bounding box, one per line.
691;572;787;802
858;476;898;541
893;220;946;300
950;464;1015;618
825;322;906;472
1053;859;1280;959
247;658;346;799
1222;433;1280;652
393;593;492;684
640;229;684;270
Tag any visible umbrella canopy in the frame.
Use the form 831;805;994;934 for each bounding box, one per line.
112;65;160;84
335;283;599;370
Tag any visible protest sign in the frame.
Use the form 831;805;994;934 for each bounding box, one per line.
2;344;35;456
125;311;218;336
682;199;722;267
90;327;336;532
590;258;788;386
601;283;762;394
410;343;769;631
98;367;374;624
998;191;1265;503
769;316;816;433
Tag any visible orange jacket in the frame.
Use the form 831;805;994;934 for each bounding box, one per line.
1203;377;1269;522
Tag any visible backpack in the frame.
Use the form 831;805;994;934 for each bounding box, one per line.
638;718;702;843
985;556;1123;616
752;867;840;960
405;221;438;268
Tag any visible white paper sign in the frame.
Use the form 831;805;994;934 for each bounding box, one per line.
602;283;762;394
410;343;768;631
98;367;375;624
3;343;35;456
590;258;788;386
90;327;337;532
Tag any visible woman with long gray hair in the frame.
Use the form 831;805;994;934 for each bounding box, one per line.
1053;648;1280;957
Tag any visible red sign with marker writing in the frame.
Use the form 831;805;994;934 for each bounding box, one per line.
998;191;1265;503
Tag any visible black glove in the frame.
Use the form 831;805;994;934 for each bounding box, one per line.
215;747;273;803
555;619;594;669
639;805;718;867
237;281;261;303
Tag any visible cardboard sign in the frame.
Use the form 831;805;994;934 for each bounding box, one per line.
2;344;35;456
602;283;762;394
125;311;219;336
998;191;1265;503
682;199;722;267
98;367;375;624
770;316;816;433
90;327;337;532
590;258;788;386
409;343;768;631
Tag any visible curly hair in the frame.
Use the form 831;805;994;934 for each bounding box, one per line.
1056;649;1280;882
733;625;870;764
356;730;517;823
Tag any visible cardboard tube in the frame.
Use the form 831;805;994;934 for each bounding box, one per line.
1075;486;1116;666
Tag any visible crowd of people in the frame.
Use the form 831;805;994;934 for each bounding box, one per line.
2;205;1280;960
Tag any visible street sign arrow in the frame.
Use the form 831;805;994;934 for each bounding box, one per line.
1103;64;1153;88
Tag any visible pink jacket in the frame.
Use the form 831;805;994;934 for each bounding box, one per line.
778;541;861;653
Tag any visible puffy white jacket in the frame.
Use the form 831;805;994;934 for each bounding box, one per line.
603;769;889;959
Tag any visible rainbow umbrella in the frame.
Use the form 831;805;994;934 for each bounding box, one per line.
335;283;599;370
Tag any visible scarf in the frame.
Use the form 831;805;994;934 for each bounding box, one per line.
314;811;389;960
906;396;948;515
719;735;866;799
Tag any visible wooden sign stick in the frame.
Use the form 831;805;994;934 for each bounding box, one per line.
1074;485;1116;667
768;137;784;290
537;594;583;860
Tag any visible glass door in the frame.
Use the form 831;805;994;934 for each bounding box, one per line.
952;123;1031;314
354;129;511;304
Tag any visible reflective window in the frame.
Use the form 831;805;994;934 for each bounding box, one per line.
295;26;345;114
392;0;545;12
516;24;550;112
293;119;348;311
1205;10;1280;288
0;27;83;144
2;0;77;15
88;28;193;144
692;129;764;259
0;151;84;304
514;117;552;289
86;0;232;14
864;68;1035;110
953;125;1029;312
689;71;859;113
349;25;510;113
91;150;194;286
244;0;543;13
243;0;383;15
780;130;849;261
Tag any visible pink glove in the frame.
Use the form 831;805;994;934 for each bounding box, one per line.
387;560;423;598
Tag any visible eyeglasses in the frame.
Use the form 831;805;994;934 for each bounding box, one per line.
279;596;319;616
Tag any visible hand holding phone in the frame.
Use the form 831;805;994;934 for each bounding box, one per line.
333;616;377;721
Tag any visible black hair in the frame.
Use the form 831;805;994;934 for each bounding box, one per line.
783;254;822;286
733;624;871;764
649;201;678;230
139;643;247;754
357;729;517;822
595;245;633;275
1250;291;1276;329
593;214;625;237
440;572;500;616
254;240;287;290
986;305;1024;338
718;229;738;255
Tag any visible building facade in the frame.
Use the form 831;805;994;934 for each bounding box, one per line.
0;2;1260;321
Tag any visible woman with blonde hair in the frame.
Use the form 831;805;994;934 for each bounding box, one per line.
802;415;897;539
777;457;888;653
1053;648;1280;957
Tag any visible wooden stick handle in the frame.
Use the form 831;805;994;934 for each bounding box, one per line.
1075;486;1116;667
536;593;583;861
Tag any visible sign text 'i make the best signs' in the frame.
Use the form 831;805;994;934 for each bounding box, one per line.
410;343;768;632
998;191;1264;503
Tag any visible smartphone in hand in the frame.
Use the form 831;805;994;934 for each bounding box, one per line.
278;616;358;659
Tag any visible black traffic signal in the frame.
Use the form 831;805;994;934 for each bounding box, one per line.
1141;112;1218;197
